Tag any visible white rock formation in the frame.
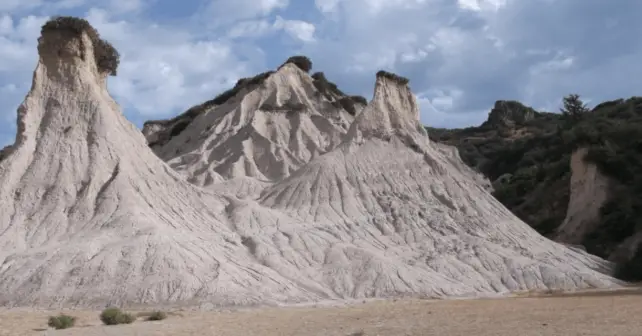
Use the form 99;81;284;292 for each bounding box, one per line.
556;148;642;264
145;64;362;186
0;24;620;308
556;148;612;244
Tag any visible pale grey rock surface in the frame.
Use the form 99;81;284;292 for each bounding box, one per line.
0;27;619;309
147;64;360;186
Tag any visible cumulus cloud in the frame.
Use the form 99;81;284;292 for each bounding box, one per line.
275;17;316;42
0;4;258;131
304;0;642;127
106;0;145;13
0;0;43;12
0;14;47;73
0;0;640;147
84;8;255;117
227;16;316;42
0;14;49;145
202;0;289;26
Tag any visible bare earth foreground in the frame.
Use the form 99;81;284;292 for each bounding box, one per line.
1;289;640;336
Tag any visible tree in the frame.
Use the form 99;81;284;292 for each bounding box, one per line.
560;94;589;123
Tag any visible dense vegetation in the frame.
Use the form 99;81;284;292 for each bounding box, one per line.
41;16;120;75
311;72;367;115
210;71;274;106
376;70;409;85
47;314;77;330
575;97;642;280
312;71;346;97
100;307;135;325
428;95;642;280
143;70;275;146
279;55;313;73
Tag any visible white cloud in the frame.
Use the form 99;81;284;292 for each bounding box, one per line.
346;51;397;73
0;16;48;90
0;0;640;142
529;54;575;75
0;0;43;12
107;0;144;13
203;0;289;26
227;17;316;42
227;20;273;39
399;49;429;63
360;0;430;14
417;94;487;129
306;0;642;126
55;0;88;9
418;88;465;115
0;0;92;12
274;17;316;42
85;8;251;117
0;16;13;34
458;0;508;12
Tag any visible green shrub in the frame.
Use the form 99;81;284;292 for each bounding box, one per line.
279;55;312;73
349;95;368;106
211;71;274;106
375;70;409;85
47;314;77;329
144;69;275;143
338;97;358;116
311;72;346;98
337;95;368;115
41;16;120;76
100;307;136;325
169;119;191;137
429;93;642;269
146;311;168;321
118;312;136;324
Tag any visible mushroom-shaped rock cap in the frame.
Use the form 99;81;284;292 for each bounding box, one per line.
11;17;122;149
278;55;313;73
39;16;120;76
349;70;424;141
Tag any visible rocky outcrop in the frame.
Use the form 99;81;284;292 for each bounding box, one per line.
0;17;261;307
555;148;612;244
259;70;618;297
483;100;537;128
556;148;642;268
142;71;274;148
278;55;312;73
348;71;422;142
311;71;367;116
0;18;620;308
145;61;365;185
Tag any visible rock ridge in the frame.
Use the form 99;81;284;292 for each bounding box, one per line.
483;100;537;128
348;70;426;148
0;18;622;308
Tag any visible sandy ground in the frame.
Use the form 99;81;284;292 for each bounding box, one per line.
2;289;641;336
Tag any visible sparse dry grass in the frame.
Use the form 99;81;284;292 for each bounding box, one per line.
2;289;641;336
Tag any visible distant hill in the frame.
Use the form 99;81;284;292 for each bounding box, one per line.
427;97;642;280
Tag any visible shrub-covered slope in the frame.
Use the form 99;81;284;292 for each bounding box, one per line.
427;97;642;280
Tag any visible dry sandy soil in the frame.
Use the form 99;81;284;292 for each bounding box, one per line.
3;288;641;336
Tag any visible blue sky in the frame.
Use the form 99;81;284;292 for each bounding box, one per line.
1;0;641;147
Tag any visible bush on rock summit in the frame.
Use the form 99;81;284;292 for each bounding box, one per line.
41;16;120;76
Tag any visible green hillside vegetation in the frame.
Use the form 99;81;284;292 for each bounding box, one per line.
427;95;642;281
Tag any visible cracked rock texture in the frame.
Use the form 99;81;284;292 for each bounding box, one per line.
0;25;619;308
